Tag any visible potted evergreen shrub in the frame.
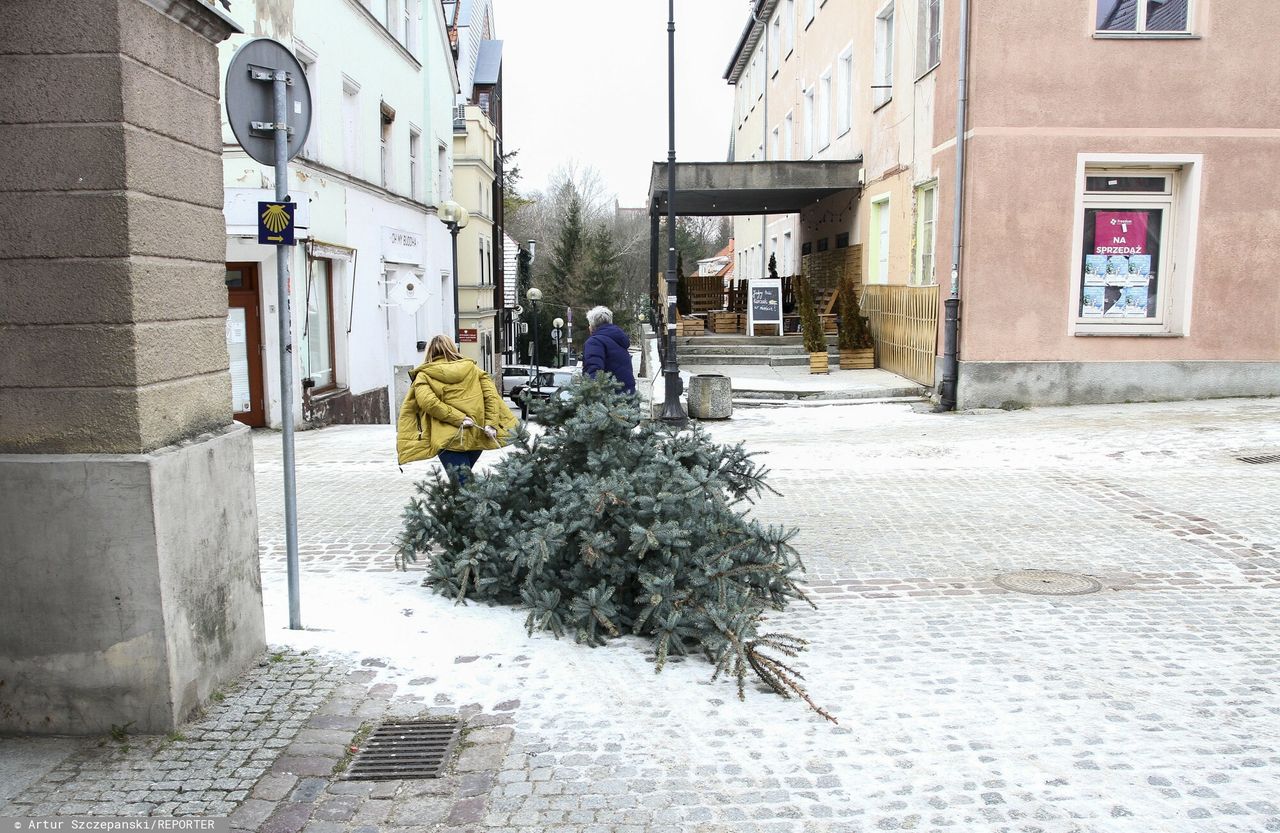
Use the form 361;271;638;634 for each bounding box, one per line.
838;275;876;369
794;274;828;374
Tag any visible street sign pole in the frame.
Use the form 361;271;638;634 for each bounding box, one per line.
272;70;302;631
226;38;312;632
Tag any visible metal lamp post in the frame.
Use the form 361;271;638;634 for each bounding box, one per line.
527;287;543;402
439;200;470;340
552;317;564;367
661;0;688;424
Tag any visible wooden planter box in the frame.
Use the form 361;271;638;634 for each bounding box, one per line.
839;347;875;369
709;311;743;334
808;352;830;375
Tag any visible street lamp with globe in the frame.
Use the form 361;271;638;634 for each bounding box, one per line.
552;317;565;368
438;200;470;341
527;287;543;409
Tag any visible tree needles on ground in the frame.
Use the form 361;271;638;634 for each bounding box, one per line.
397;375;834;721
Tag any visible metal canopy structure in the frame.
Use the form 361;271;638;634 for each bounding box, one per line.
647;160;862;217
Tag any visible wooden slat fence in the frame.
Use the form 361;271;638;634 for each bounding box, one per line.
860;285;940;387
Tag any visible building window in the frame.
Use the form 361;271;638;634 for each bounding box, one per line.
803;86;815;158
805;0;816;26
869;196;890;283
836;48;853;136
770;126;779;160
783;231;793;273
1096;0;1191;33
408;128;421;199
914;183;937;285
380;111;393;188
801;241;812;256
295;45;320;161
437;143;448;201
917;0;941;76
836;232;850;248
784;0;795;54
816;237;829;253
874;3;895;109
818;70;832;150
1071;160;1201;334
304;258;336;391
402;0;417;52
783;111;794;161
341;78;360;175
770;14;782;70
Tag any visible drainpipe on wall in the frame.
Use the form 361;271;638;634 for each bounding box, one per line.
939;0;970;411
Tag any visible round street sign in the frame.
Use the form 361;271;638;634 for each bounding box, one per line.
225;38;312;166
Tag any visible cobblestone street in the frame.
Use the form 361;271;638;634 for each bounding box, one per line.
246;397;1280;832
6;397;1279;833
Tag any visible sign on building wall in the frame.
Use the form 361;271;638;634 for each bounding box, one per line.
382;227;423;265
458;328;478;343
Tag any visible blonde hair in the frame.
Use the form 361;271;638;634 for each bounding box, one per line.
426;334;465;363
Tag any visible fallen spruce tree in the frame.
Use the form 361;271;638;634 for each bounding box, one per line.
397;374;832;720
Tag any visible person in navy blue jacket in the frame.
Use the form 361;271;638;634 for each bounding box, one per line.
582;306;636;395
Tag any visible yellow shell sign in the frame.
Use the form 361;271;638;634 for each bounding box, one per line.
257;201;295;245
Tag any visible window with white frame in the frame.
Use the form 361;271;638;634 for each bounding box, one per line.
784;0;795;54
771;126;779;161
402;0;418;53
770;14;781;71
803;87;815;158
1096;0;1191;34
914;182;937;286
341;78;360;175
818;70;832;150
379;110;393;188
782;231;793;274
408;128;421;199
295;45;320;161
917;0;941;75
874;3;895;108
1073;163;1200;332
437;143;448;201
805;0;816;26
783;111;794;160
836;48;852;136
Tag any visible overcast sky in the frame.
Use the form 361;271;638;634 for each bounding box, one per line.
495;0;748;208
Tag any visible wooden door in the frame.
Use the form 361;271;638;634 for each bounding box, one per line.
226;262;266;427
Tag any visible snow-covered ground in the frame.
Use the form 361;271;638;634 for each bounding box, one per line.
251;397;1280;832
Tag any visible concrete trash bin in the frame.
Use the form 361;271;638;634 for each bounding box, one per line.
688;374;733;419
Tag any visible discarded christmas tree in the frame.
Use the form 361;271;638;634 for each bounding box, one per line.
397;375;833;720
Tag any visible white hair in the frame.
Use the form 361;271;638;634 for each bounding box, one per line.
586;306;613;329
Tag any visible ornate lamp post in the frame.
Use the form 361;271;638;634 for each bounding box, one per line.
661;0;688;424
527;287;543;399
552;316;565;367
439;200;470;340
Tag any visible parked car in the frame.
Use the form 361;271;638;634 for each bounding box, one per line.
510;369;581;417
500;364;534;396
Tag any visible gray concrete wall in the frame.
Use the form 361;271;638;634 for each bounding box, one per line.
0;0;260;736
957;361;1280;410
0;426;263;734
0;0;233;455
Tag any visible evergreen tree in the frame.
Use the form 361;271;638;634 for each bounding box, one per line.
577;222;628;342
547;190;586;308
397;376;834;721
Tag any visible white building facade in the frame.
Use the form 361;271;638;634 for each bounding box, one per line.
219;0;460;428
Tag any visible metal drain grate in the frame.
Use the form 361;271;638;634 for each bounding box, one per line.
343;719;462;781
1237;454;1280;465
994;570;1102;596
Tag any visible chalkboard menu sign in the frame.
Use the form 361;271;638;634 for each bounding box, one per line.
748;279;783;335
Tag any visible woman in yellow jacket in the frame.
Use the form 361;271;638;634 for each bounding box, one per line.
396;335;518;483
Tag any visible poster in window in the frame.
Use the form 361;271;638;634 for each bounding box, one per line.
1081;286;1106;317
1094;211;1150;255
1102;286;1127;317
1106;255;1130;282
1123;282;1150;318
1079;207;1162;320
1084;255;1107;284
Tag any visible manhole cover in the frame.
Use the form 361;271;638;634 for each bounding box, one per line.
1237;454;1280;465
343;719;462;781
994;570;1102;596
